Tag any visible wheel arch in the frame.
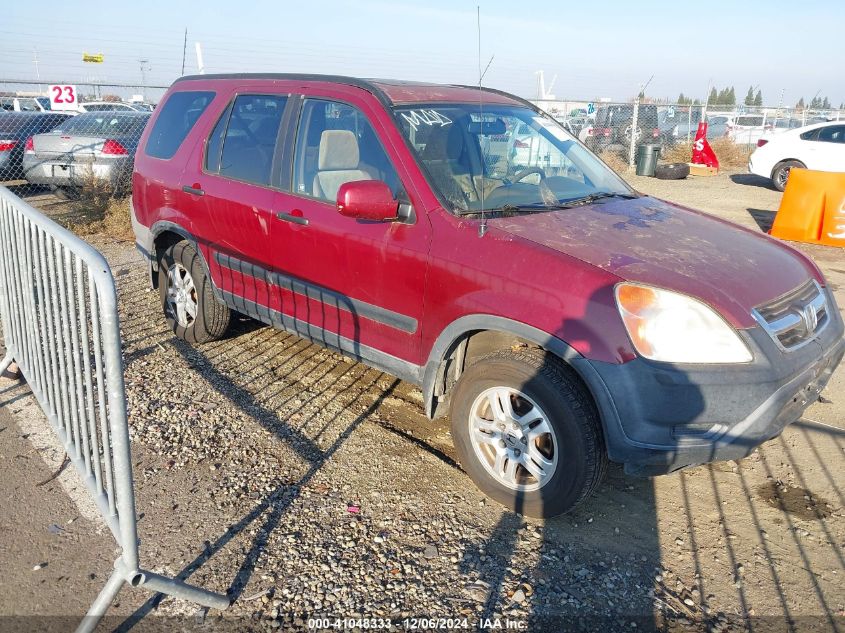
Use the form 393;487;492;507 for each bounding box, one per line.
150;222;221;300
770;157;805;179
422;315;591;419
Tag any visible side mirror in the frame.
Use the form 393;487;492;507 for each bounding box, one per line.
336;180;399;222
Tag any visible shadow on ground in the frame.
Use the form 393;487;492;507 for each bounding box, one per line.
730;173;777;190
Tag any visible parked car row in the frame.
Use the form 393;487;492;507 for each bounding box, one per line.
0;110;150;194
551;102;839;150
1;97;155;114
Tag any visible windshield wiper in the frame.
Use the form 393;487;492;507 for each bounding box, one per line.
556;192;639;208
455;203;549;216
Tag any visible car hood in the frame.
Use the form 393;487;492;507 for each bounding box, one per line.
488;196;818;328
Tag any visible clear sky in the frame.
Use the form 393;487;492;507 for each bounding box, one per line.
2;0;843;106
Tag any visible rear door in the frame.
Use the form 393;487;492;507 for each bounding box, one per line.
269;89;432;367
808;125;845;171
185;92;292;313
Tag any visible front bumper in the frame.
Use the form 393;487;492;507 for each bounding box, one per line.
573;287;845;475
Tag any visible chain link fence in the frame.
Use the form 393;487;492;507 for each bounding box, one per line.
534;98;843;168
2;80;844;209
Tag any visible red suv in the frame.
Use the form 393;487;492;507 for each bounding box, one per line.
132;74;844;517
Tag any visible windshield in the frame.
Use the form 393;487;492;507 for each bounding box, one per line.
394;103;633;213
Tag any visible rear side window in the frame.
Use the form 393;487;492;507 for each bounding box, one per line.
145;90;214;159
205;103;232;173
211;94;288;186
801;128;821;141
817;125;845;144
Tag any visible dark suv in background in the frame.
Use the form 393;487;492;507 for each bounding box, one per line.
131;74;844;518
584;104;660;151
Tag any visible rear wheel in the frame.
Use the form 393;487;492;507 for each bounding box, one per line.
449;348;607;518
771;160;804;192
158;241;230;344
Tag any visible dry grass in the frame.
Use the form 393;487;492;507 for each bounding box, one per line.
660;138;752;170
69;196;133;241
61;172;134;241
597;149;630;174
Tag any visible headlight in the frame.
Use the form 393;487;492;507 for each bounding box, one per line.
615;283;752;363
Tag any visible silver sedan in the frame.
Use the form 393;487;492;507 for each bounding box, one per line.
23;111;150;193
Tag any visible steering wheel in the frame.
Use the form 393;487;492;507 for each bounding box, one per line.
511;167;547;183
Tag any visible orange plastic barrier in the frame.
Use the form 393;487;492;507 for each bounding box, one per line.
770;168;845;247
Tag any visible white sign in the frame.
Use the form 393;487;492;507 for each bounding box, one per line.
48;84;78;111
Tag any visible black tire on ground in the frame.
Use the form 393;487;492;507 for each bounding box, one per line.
449;348;607;518
771;160;804;192
158;240;230;344
654;162;690;180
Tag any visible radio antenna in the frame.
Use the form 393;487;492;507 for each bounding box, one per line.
477;6;494;238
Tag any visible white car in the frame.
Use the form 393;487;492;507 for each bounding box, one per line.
728;114;769;146
748;121;845;191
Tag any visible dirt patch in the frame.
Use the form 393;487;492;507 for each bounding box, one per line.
756;480;834;520
67;197;134;242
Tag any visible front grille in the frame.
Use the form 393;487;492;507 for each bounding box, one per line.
752;280;828;351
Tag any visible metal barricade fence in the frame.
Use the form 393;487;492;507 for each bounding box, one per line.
0;186;229;632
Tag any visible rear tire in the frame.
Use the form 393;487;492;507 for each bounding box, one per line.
771;160;804;192
158;241;230;344
449;348;607;518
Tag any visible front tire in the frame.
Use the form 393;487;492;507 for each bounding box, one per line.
449;348;607;518
771;160;804;192
159;241;230;344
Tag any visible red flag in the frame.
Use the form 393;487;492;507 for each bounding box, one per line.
691;122;720;169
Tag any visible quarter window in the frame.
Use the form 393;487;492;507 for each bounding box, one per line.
145;90;215;160
293;99;401;202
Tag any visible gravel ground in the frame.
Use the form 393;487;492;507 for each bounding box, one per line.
1;174;844;632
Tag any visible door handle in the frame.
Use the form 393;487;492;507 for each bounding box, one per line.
182;184;205;196
276;211;309;226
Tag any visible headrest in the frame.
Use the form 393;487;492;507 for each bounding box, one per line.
318;130;360;170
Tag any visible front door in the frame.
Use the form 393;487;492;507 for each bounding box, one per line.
270;93;432;369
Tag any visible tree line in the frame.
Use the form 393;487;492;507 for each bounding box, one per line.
673;86;837;109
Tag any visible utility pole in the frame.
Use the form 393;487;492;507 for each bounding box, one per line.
181;28;188;76
138;58;150;100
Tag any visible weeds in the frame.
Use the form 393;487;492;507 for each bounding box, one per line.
597;150;630;174
660;138;752;169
